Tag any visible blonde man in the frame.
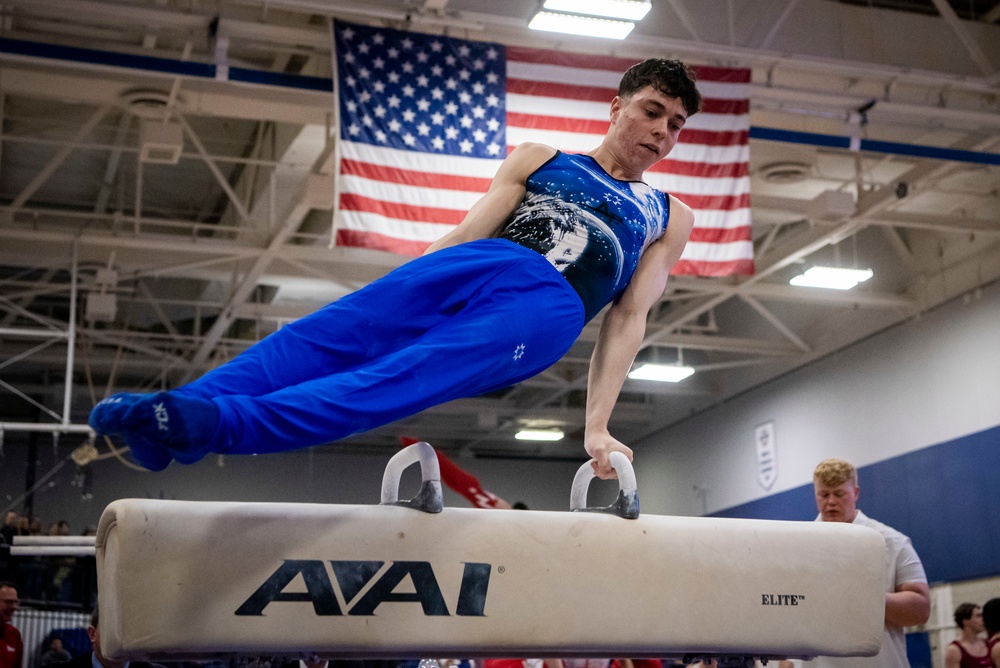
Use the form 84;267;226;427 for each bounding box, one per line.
803;458;930;668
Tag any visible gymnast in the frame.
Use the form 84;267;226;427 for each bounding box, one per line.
89;58;701;479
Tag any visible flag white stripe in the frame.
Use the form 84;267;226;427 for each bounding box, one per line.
506;93;748;132
506;126;749;163
339;210;454;242
680;240;755;262
340;174;484;211
644;174;750;196
341;141;503;178
683;208;752;230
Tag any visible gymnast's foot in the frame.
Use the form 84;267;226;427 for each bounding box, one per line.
89;391;220;471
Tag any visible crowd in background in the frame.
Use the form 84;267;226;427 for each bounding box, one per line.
0;511;97;609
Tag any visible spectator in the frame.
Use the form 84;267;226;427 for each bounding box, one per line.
40;638;72;666
981;598;999;668
0;582;22;668
945;603;991;668
781;458;930;668
49;605;165;668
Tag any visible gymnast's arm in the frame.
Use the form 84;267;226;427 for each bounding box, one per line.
943;639;961;668
885;581;930;627
422;142;557;255
584;196;694;479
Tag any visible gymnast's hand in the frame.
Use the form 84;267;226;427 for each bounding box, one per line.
585;430;633;480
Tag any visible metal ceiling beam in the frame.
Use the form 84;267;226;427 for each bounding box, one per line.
929;0;997;76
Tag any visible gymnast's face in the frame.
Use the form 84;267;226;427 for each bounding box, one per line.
609;85;687;170
814;480;859;523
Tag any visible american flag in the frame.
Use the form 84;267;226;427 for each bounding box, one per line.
334;20;754;276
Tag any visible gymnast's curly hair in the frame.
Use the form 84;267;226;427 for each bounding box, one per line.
618;59;702;118
813;458;858;487
983;598;1000;636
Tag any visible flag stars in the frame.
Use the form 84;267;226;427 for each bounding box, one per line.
458;44;471;57
402;109;416;122
417;122;431;136
444;102;458;115
486;47;498;60
472;58;484;70
341;27;355;40
431;88;444;100
402;62;414;74
487;142;501;155
358;67;370;79
343;52;355;64
373;81;385;93
445;78;458;90
431;112;445;125
445;55;456;66
432;136;445;150
373;57;385;69
431;65;443;77
486;94;500;107
374;105;387;118
472;82;485;94
472;105;486;119
402;38;413;49
486;73;499;84
458;69;471;81
473;129;486;142
430;41;443;52
459;91;472;104
372;33;384;45
416;51;429;63
417;75;429;87
487;118;500;131
417;98;431;112
388;119;402;133
460;139;473;153
348;123;360;135
387;47;399;58
387;71;400;84
402;84;415;97
375;129;387;142
460;115;473;128
445;126;459;139
388;95;401;108
358;43;370;54
403;133;416;146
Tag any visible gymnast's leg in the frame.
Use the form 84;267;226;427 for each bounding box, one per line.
90;240;584;469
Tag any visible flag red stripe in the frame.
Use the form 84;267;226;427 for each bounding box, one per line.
688;225;752;244
340;193;465;225
648;160;748;178
506;47;752;83
675;193;751;210
341;158;493;192
336;229;433;256
671;258;756;276
506;113;747;147
507;79;749;115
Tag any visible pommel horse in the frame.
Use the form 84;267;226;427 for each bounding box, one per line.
87;443;884;665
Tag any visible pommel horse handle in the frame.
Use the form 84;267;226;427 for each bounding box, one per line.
570;451;639;519
380;440;444;513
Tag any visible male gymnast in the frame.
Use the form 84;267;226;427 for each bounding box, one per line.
90;58;702;480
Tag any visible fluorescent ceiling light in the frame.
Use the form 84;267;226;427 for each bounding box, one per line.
543;0;652;21
628;363;695;383
515;429;565;442
790;266;874;290
529;11;635;39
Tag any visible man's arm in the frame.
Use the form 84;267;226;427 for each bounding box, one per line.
943;642;961;668
884;581;931;627
423;143;556;255
584;196;694;479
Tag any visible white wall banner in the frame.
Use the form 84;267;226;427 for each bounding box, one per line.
755;420;777;490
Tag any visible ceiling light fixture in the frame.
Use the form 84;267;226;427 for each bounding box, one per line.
528;11;636;39
628;363;695;383
514;429;566;441
542;0;652;21
790;266;874;290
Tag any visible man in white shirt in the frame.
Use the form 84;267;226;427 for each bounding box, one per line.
785;458;930;668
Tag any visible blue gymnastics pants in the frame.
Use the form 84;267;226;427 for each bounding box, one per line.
177;239;586;455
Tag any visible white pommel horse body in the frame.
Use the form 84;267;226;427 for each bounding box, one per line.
94;444;886;664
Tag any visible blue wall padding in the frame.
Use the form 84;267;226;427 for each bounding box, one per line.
712;423;1000;583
